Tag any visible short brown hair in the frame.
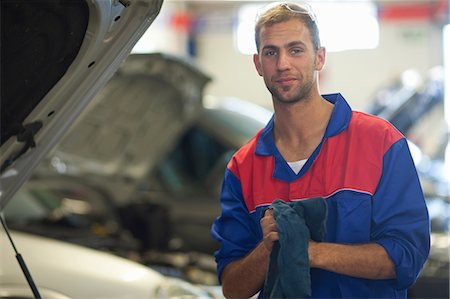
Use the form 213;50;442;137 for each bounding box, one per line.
255;2;321;52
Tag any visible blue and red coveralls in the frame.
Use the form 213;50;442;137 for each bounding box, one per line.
211;93;430;298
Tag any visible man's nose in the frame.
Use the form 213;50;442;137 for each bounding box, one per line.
276;52;290;70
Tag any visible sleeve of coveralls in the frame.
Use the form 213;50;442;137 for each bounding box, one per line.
211;167;262;283
372;138;430;290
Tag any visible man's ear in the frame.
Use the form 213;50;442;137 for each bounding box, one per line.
253;53;263;76
315;47;326;71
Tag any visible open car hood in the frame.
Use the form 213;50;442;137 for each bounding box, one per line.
36;53;211;203
0;0;163;209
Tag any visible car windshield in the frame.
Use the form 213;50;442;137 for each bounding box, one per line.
154;126;233;196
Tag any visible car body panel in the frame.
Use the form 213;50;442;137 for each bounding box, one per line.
0;230;214;299
0;231;163;298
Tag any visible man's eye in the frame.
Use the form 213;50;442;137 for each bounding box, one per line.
264;50;277;56
291;48;303;55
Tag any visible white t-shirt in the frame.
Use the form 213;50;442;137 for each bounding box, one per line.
287;159;307;175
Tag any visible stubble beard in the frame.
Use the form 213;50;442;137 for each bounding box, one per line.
268;79;314;105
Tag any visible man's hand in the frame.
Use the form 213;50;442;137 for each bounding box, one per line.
221;207;279;298
260;208;279;252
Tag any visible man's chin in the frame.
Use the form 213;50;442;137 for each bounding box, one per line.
272;89;306;104
273;95;303;105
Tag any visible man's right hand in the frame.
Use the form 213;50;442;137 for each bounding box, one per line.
221;207;280;298
260;208;279;252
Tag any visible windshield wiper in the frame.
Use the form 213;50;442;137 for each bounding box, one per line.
0;213;42;299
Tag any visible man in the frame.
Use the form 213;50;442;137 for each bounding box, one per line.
211;2;430;298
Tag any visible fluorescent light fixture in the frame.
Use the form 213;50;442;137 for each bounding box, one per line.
236;4;261;55
315;2;379;52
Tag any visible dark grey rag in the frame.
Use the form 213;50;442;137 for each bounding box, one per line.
262;198;327;299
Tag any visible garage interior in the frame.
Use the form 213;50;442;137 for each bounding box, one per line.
1;0;449;298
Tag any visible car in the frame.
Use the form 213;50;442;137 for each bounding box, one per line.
0;230;212;299
0;1;218;298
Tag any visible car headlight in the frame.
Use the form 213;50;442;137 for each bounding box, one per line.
154;277;214;298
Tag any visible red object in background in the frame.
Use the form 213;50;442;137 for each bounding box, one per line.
171;11;192;32
379;1;449;21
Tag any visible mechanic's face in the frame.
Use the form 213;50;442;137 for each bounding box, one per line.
254;18;325;104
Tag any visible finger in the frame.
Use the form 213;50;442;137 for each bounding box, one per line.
260;219;277;235
264;208;274;217
262;231;279;252
266;231;279;242
262;222;278;234
261;209;275;226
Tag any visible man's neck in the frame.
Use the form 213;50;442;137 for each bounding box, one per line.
273;95;333;162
